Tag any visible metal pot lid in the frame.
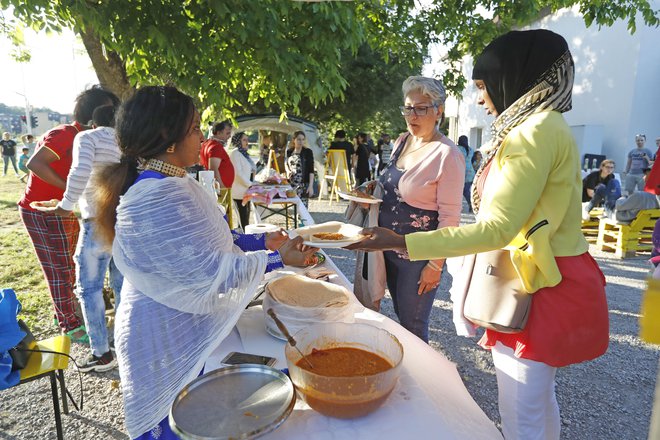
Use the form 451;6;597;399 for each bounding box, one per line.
170;365;295;440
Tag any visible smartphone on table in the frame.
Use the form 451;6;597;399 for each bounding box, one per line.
220;351;277;367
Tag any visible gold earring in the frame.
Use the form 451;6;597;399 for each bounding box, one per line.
166;145;175;153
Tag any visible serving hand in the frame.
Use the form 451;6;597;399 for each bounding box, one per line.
279;236;319;267
265;229;289;251
343;227;406;252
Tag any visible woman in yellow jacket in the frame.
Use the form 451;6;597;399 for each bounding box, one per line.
349;30;609;439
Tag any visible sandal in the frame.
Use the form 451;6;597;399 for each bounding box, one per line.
66;325;90;344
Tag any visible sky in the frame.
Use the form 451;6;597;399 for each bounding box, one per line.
0;26;99;114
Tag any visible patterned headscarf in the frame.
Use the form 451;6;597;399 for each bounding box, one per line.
231;131;256;172
470;30;575;214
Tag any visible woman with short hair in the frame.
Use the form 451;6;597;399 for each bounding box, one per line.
228;131;256;228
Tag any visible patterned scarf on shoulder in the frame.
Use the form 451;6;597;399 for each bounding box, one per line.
471;50;574;214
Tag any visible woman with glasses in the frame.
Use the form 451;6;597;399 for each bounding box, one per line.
360;75;464;342
581;159;621;220
349;30;609;439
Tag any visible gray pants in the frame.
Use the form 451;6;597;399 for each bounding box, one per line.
624;173;645;195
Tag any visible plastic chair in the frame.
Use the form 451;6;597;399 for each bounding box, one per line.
18;335;72;440
217;187;235;229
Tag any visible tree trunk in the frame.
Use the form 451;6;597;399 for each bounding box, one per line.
78;26;134;100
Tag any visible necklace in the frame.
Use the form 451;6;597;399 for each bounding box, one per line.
399;133;442;160
142;158;187;178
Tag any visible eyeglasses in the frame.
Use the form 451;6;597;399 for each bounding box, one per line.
399;105;437;116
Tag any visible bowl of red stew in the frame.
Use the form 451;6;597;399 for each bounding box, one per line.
284;322;403;419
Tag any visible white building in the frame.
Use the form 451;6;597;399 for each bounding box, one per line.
443;3;660;169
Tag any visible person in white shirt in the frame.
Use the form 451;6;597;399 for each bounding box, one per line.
49;103;124;372
228;131;256;228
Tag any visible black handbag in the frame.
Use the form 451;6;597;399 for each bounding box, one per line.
9;320;36;371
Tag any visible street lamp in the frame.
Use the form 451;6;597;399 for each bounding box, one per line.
15;91;32;135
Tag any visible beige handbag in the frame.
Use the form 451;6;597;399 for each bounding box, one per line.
462;249;531;333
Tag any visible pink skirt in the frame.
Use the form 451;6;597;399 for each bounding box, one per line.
479;252;609;367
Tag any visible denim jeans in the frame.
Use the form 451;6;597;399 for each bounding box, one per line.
3;154;18;174
384;250;438;343
586;179;621;213
74;219;124;356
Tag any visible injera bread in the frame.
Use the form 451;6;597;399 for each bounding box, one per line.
267;274;349;308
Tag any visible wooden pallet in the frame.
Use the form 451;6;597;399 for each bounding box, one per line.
581;207;603;243
597;209;660;258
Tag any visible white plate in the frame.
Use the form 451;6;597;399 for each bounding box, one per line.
294;222;365;249
29;200;60;212
301;236;364;248
337;191;382;204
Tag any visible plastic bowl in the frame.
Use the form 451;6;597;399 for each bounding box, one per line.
284;322;403;419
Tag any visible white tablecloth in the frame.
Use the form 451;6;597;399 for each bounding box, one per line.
204;197;502;438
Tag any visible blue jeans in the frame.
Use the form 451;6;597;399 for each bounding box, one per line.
586;179;621;213
74;219;124;356
463;181;473;213
384;251;438;343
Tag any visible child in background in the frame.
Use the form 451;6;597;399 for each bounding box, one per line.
18;147;30;183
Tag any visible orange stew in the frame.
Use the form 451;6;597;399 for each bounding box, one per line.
296;347;392;376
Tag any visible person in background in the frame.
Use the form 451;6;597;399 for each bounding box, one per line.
285;130;315;206
329;129;354;171
94;86;316;440
1;132;19;177
471;149;483;172
256;134;272;172
18;85;119;343
456;135;475;213
353;132;372;186
624;134;653;195
18;147;30;183
376;133;393;175
21;134;36;156
581;159;620;220
365;75;464;342
604;168;659;222
44;103;124;372
200;120;234;188
228;131;256;228
351;30;609;439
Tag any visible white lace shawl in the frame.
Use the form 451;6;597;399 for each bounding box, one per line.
112;176;267;437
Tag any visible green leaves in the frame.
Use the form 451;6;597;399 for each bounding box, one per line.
2;0;657;127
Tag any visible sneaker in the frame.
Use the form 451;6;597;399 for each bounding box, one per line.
581;202;592;221
79;351;117;372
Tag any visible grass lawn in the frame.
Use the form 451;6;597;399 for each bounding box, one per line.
0;175;58;336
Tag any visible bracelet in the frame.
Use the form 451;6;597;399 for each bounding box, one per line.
426;261;442;272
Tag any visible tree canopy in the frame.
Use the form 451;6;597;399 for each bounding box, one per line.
1;0;658;130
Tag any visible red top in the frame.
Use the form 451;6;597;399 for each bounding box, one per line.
19;122;83;211
200;138;235;187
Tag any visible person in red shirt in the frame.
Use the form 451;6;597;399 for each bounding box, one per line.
200;120;235;187
18;85;119;342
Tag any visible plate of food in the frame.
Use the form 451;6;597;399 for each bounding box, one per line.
29;199;60;212
337;189;382;204
294;221;366;248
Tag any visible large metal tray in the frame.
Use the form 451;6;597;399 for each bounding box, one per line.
170;365;295;439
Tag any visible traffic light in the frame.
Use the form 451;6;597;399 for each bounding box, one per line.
20;115;26;123
31;115;38;127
